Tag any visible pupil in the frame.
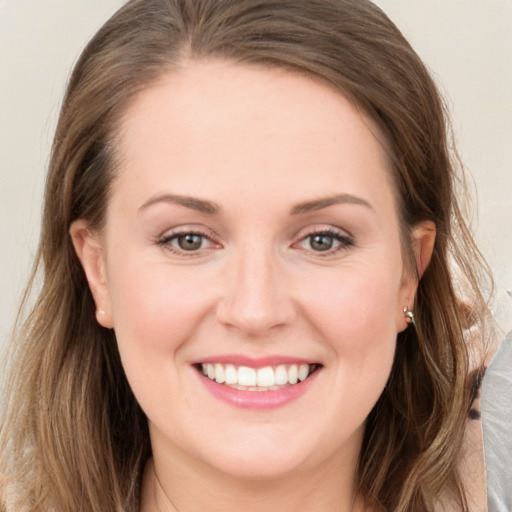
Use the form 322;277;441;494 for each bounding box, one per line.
311;234;333;251
178;234;202;251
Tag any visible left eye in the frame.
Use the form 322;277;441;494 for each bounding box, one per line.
297;231;353;253
308;233;336;251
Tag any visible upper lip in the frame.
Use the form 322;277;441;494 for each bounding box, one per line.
191;355;320;369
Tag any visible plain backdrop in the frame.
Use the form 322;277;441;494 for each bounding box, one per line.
1;0;511;351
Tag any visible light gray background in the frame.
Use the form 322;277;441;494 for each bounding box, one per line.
1;0;511;350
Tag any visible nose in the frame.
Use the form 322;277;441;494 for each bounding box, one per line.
216;242;296;336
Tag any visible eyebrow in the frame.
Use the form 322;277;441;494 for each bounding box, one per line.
139;194;220;214
290;193;373;215
139;192;372;216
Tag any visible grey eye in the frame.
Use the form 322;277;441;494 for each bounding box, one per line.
309;234;334;251
176;233;204;251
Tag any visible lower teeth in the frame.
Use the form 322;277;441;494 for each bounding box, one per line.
227;384;290;392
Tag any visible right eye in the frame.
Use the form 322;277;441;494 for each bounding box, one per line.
172;233;207;251
157;230;219;255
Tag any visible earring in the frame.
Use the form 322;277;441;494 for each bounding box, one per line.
403;306;415;325
97;310;106;316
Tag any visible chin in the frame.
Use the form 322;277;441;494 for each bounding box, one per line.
206;452;309;481
189;428;343;482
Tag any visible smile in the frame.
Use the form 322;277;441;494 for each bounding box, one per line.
198;363;319;391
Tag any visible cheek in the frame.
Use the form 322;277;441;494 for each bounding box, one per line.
297;262;402;388
105;261;216;422
106;257;213;363
301;262;402;341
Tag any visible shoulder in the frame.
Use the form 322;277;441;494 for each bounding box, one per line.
448;364;487;512
465;287;512;512
481;330;512;512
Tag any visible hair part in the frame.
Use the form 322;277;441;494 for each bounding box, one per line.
1;1;492;511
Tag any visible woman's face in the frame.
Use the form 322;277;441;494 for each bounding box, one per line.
74;61;428;480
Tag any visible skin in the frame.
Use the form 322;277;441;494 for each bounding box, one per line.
71;60;435;512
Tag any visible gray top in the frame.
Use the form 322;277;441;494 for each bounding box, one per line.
481;296;512;512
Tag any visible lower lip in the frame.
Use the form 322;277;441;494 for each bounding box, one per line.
196;370;319;410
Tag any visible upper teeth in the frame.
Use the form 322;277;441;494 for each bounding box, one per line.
201;363;312;389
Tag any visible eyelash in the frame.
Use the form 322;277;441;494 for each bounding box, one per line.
156;227;354;257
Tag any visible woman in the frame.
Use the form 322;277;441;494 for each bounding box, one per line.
0;0;492;511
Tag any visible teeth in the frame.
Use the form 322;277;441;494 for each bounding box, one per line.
275;365;288;385
200;363;314;390
257;366;275;387
298;364;309;382
238;366;257;386
288;365;298;385
214;363;225;384
225;364;237;385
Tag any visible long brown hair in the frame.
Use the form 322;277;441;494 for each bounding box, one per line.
0;1;491;510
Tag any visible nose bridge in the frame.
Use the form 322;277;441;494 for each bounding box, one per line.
217;237;293;335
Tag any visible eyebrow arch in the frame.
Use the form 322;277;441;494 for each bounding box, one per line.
139;194;220;214
290;193;373;215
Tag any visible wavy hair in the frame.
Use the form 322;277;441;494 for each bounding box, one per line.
0;1;491;510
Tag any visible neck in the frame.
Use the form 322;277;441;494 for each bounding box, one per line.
141;453;366;512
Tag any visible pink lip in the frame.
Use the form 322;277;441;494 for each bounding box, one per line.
194;365;321;410
193;354;316;369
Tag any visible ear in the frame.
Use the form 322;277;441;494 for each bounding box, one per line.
397;220;436;331
70;220;114;328
411;220;436;279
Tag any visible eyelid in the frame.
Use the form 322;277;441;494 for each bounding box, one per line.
294;224;353;241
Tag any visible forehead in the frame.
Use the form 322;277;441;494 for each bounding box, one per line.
112;59;396;216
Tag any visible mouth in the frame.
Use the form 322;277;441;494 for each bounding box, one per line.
194;362;321;392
